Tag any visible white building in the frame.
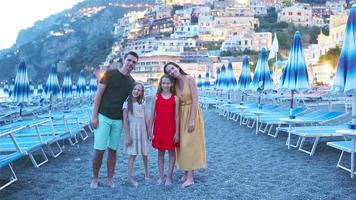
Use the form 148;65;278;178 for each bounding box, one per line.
157;38;197;53
124;37;158;55
326;1;346;15
278;4;314;26
221;32;272;51
250;0;268;16
304;11;347;65
171;25;200;38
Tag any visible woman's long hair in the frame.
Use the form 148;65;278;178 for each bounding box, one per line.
163;62;188;76
163;62;188;87
156;74;175;94
127;82;145;114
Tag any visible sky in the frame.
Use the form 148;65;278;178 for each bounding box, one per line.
0;0;83;50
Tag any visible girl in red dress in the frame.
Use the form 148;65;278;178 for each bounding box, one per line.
150;74;180;186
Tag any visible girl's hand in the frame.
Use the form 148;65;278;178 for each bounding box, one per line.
148;133;154;141
188;121;195;133
126;136;133;146
173;133;179;144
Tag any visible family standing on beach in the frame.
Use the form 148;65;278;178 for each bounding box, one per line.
90;51;206;189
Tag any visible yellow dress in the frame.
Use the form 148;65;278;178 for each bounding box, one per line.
176;80;207;171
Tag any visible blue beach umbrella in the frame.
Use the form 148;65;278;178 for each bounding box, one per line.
227;62;237;90
197;74;203;89
9;79;15;98
29;80;34;96
12;58;31;114
280;31;309;118
251;48;274;108
45;64;61;99
220;65;227;90
237;56;252;91
237;56;252;104
332;6;356;128
215;68;221;89
3;81;9;97
62;69;73;98
251;48;274;91
77;70;86;97
204;71;210;89
89;72;97;96
37;83;43;97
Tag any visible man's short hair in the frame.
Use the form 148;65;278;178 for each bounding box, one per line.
124;51;139;60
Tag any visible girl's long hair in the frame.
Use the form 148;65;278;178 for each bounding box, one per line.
127;82;144;114
156;74;175;94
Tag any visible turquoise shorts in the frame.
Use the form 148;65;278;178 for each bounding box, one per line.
94;114;123;151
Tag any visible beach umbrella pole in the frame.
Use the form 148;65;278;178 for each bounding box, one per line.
240;92;244;105
351;92;356;129
289;90;295;119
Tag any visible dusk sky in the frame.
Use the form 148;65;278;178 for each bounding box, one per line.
0;0;83;50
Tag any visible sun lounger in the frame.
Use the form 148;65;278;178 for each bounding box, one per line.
276;125;349;156
327;140;356;176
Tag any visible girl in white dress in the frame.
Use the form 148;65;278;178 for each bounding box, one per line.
123;83;150;187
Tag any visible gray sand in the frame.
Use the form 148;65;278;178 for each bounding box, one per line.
2;109;356;200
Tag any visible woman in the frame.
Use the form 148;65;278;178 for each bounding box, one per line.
164;62;206;188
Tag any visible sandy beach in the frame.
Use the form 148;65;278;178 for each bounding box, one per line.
2;108;356;200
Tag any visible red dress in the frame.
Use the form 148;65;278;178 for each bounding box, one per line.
152;94;177;150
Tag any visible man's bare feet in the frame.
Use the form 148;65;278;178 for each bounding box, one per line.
128;178;139;188
90;178;99;189
165;178;173;186
108;179;115;188
182;179;194;188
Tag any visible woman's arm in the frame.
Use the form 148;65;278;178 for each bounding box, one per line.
187;76;199;133
174;96;180;144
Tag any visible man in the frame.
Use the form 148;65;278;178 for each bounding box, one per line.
90;51;139;188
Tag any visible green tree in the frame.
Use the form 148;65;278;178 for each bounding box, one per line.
319;46;341;70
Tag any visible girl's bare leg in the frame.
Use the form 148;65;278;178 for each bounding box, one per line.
165;150;175;186
128;155;138;187
158;150;165;185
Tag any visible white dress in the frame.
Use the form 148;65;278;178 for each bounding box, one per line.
122;101;149;156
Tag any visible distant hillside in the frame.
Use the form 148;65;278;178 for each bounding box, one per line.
0;0;153;82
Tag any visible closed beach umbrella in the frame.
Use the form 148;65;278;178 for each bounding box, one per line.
9;79;15;98
62;68;73;98
333;6;356;127
89;72;97;96
77;70;86;97
197;74;203;89
215;68;221;89
237;56;252;91
237;56;252;104
45;64;61;99
227;62;237;90
251;48;274;108
220;65;227;90
204;71;210;89
251;48;274;92
280;31;309;118
12;58;31;115
3;81;9;96
12;58;31;103
37;83;43;97
29;80;34;95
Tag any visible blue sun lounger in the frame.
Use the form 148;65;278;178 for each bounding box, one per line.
0;119;55;168
327;140;356;176
276;124;349;156
0;126;26;190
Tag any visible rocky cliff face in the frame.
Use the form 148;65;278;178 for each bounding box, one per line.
0;0;153;81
